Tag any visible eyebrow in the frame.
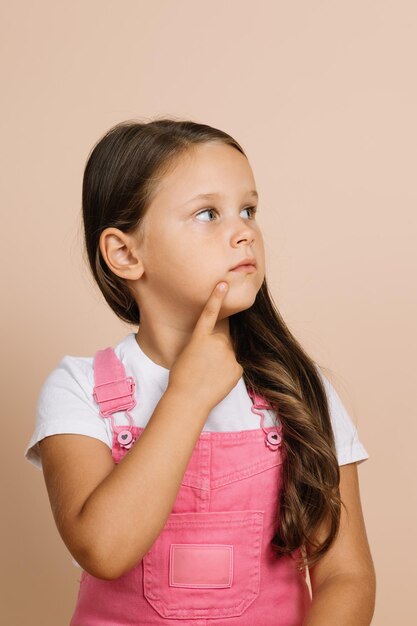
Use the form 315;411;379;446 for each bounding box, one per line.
184;190;259;204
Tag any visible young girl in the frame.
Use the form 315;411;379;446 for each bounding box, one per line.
24;118;376;625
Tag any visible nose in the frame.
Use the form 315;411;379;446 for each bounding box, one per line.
232;220;256;246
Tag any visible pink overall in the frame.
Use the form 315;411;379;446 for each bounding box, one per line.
70;347;312;625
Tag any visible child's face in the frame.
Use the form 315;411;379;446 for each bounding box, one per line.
133;141;265;323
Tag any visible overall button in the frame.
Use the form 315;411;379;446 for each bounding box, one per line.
265;430;281;450
117;430;134;448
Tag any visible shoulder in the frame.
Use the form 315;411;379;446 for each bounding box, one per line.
313;363;352;419
35;353;101;427
313;364;370;467
38;332;132;404
24;336;132;471
39;354;94;399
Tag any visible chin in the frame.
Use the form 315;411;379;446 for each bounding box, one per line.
223;292;258;316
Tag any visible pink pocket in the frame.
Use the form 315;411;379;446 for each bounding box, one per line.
142;509;263;619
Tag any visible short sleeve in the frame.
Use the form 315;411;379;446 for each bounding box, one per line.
316;366;369;466
24;355;112;471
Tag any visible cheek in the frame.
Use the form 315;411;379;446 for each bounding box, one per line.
161;248;207;277
144;227;184;273
144;236;211;294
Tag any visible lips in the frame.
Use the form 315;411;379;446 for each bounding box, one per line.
229;258;257;271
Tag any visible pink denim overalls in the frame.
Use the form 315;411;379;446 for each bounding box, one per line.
70;347;312;626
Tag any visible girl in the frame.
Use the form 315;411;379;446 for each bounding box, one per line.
24;118;376;625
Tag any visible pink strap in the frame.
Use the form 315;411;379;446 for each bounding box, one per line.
247;387;272;410
93;347;137;418
247;386;283;450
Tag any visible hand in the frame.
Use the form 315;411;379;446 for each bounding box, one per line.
167;282;243;412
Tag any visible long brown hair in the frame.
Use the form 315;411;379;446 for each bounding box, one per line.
81;116;342;570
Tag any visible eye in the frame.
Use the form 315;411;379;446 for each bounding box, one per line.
195;206;257;222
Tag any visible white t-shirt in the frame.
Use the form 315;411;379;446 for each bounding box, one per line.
24;331;369;471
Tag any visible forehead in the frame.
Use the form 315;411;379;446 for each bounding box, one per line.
151;142;257;209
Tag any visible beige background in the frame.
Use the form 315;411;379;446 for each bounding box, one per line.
2;1;416;624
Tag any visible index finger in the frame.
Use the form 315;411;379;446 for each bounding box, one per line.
192;282;229;336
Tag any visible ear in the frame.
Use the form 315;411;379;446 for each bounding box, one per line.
99;227;144;281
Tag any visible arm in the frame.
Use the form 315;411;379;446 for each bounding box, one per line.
303;462;376;626
39;386;210;580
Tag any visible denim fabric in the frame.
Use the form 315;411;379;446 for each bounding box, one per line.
70;349;311;625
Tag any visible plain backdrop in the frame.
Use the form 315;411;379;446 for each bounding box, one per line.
2;1;416;624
